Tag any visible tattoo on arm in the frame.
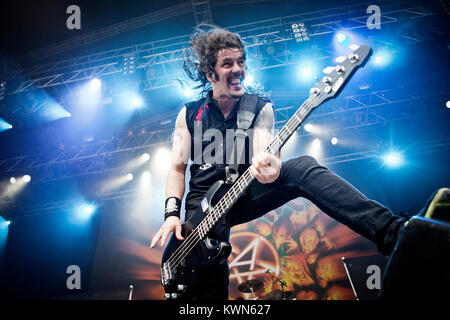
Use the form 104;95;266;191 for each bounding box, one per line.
254;103;274;132
253;103;275;155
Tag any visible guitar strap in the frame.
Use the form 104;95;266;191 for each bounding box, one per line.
225;94;259;184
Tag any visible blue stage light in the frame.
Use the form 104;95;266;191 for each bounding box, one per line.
383;151;404;168
131;97;144;108
373;51;392;66
184;88;194;98
40;102;71;121
336;32;347;43
0;118;13;132
243;75;255;87
331;137;338;145
76;203;97;222
301;67;313;78
89;78;102;90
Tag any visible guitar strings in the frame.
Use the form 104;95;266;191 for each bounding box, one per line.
164;95;319;272
165;97;317;272
165;100;315;273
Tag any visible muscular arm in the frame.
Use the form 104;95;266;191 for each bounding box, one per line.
150;107;191;248
253;102;276;155
165;107;190;200
250;102;282;184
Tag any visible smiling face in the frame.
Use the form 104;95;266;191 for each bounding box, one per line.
208;47;246;100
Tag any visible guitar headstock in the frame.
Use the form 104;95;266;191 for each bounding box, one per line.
308;45;372;107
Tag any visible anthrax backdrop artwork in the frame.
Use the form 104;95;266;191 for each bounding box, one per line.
119;198;378;300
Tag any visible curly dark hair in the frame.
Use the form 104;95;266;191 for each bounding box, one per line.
183;25;246;96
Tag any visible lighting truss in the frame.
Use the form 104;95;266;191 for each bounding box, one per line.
3;0;433;95
0;87;446;184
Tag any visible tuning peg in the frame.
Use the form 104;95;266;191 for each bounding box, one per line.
348;53;359;63
335;65;345;74
322;76;332;84
310;87;320;96
335;56;346;63
323;66;335;74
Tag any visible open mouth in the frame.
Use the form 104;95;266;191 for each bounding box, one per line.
229;78;243;89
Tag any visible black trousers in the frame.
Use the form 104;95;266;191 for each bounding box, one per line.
185;155;407;301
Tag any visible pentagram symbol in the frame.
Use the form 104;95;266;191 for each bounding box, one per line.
228;232;280;299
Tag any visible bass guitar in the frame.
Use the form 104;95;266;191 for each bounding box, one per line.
160;44;372;299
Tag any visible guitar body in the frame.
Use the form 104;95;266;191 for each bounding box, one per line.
161;180;232;299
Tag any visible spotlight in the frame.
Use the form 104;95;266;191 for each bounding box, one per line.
126;173;134;181
142;171;151;182
5;220;11;226
142;153;150;162
82;205;95;215
312;139;321;148
331;137;338;145
22;175;31;183
307;138;322;159
131;97;144;108
243;75;254;87
336;32;347;43
89;78;102;90
153;147;172;174
301;67;312;78
373;51;391;66
304;123;313;132
291;23;309;42
76;203;97;221
446;101;450;109
383;152;404;168
298;61;316;81
0;118;13;132
184;88;194;98
9;177;16;184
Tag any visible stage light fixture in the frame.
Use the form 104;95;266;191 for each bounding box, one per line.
373;51;391;67
153;147;172;174
76;203;97;222
184;88;194;98
446;101;450;109
383;152;404;168
142;153;150;162
22;175;31;183
126;173;134;181
291;23;309;43
131;97;144;108
301;67;312;78
243;75;254;87
9;177;16;184
312;139;321;149
89;78;102;90
336;32;347;43
0;118;13;132
331;137;338;145
142;171;151;182
304;123;313;132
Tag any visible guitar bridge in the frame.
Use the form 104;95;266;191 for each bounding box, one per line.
161;262;172;286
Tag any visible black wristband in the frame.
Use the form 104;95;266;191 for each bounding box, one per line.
164;197;181;221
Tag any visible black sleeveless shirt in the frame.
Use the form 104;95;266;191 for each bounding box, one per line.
184;91;269;211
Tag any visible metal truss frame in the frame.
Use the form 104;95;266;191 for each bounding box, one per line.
4;0;433;95
4;135;449;219
0;87;446;184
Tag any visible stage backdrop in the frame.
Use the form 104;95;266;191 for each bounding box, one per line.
118;198;378;300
